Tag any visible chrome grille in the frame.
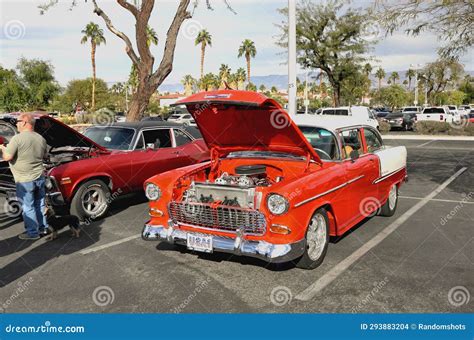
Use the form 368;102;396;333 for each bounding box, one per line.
168;202;266;235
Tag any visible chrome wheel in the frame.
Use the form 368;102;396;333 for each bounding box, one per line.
307;213;327;261
388;185;397;211
81;187;106;216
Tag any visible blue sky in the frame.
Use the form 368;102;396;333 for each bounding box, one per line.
1;0;473;86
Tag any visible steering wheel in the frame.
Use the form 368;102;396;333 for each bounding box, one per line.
314;148;332;160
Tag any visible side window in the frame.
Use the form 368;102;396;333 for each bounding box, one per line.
142;129;172;149
339;128;363;159
174;129;192;146
364;128;383;153
134;133;145;150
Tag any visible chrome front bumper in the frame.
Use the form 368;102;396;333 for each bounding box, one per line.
142;222;306;264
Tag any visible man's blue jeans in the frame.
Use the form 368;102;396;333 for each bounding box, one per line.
15;176;48;237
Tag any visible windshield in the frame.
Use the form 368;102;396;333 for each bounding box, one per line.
403;107;418;112
423;108;444;114
386;113;403;118
0;123;16;142
298;126;339;160
83;127;135;150
169;114;182;119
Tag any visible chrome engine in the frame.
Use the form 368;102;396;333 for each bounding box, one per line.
183;165;273;208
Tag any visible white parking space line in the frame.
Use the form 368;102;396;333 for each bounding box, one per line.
80;235;140;255
416;140;436;148
400;196;474;204
295;167;468;302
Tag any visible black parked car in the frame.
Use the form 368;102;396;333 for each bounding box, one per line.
384;112;416;131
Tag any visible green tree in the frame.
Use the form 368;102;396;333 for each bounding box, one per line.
374;0;473;59
405;68;415;90
238;39;256;82
375;68;385;90
0;67;29;112
218;64;231;89
271;86;278;93
246;82;257;92
146;26;158;46
235;67;247;90
81;22;106;111
277;1;374;106
458;75;474;104
389;71;399;84
181;74;196;95
371;84;409;110
16;57;59;109
199;73;219;91
195;29;212;80
51;78;110;113
259;84;266;93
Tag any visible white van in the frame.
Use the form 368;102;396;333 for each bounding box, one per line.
318;106;379;130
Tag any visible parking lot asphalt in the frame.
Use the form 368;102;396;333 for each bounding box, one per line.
1;139;472;313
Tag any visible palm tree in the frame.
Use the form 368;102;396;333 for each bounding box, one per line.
271;86;278;94
259;84;266;93
238;39;256;82
406;68;416;90
235;67;246;90
146;26;158;47
363;63;373;77
195;30;212;80
390;71;400;84
375;68;386;90
181;75;196;96
218;64;231;89
199;73;219;91
81;22;106;111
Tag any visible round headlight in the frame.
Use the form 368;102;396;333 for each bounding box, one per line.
145;183;161;201
267;194;289;215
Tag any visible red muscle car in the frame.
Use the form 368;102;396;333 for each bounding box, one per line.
141;91;407;269
0;114;209;220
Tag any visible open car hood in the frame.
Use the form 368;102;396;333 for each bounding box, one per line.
173;90;321;164
34;116;108;151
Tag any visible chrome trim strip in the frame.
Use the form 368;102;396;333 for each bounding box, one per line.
373;167;405;184
294;175;365;208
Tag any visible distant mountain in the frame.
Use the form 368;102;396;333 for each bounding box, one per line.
156;70;473;93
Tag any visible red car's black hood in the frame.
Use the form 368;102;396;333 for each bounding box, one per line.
34;116;107;151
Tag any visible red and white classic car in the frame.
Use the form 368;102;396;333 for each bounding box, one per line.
142;91;407;269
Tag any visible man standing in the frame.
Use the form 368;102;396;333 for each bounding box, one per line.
1;113;48;240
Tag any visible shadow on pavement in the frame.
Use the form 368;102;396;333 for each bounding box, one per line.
156;242;298;272
0;219;104;288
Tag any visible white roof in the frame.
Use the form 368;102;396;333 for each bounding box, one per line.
292;114;370;131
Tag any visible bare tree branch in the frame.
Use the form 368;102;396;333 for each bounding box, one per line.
91;0;140;66
117;0;139;18
135;0;155;70
152;0;192;86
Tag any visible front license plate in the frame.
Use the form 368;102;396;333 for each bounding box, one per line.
187;233;213;253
